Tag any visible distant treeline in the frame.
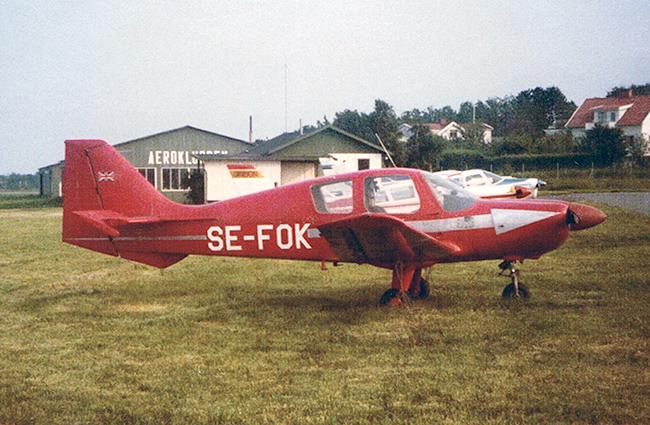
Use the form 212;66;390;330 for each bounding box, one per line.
300;83;650;171
0;173;39;191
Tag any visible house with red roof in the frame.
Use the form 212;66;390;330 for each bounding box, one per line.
565;93;650;143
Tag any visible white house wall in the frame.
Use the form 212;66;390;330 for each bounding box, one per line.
327;153;383;172
203;154;382;202
620;125;642;138
642;114;650;140
281;162;316;185
204;160;281;202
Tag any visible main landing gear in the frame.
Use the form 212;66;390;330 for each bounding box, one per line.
499;260;529;299
379;266;430;306
379;261;530;306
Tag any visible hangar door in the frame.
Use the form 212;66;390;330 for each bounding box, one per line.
281;161;317;185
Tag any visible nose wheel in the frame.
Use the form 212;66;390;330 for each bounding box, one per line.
499;261;529;299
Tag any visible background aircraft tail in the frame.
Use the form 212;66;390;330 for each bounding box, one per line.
62;139;187;267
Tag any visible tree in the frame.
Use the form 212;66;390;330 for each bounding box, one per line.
459;121;486;149
400;108;429;124
512;87;576;138
457;101;475;124
607;83;650;97
404;125;444;171
333;100;401;166
487;134;529;157
584;125;626;166
183;169;205;204
0;173;39;191
624;135;649;167
474;96;516;137
332;109;373;142
368;99;399;144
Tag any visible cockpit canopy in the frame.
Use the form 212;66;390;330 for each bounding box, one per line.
311;170;477;215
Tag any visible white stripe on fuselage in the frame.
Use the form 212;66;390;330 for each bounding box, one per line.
408;214;494;234
490;209;559;235
407;209;560;235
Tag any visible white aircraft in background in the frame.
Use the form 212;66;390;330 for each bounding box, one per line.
435;169;546;199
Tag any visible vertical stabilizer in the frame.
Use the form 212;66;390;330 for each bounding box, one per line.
62;139;182;263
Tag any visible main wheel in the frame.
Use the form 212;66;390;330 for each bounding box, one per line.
409;278;431;300
502;282;530;299
379;288;409;306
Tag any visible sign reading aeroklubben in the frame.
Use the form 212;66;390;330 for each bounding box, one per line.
147;149;229;166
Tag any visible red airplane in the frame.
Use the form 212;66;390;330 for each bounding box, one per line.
62;140;606;305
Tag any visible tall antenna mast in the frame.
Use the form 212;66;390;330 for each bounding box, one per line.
284;64;288;133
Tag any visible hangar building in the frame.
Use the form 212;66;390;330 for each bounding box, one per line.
39;124;385;204
39;126;251;203
196;125;386;202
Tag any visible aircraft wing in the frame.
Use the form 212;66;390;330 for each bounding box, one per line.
317;214;461;265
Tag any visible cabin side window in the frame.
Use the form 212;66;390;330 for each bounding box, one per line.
311;179;354;214
422;171;477;212
364;175;420;214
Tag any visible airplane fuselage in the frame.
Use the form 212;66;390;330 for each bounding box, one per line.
62;140;605;302
75;168;576;269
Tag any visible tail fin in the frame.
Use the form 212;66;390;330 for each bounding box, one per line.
62;140;187;267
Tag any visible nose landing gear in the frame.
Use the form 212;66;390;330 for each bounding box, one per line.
499;260;529;299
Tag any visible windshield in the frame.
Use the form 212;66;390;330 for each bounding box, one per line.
421;171;477;212
483;171;504;184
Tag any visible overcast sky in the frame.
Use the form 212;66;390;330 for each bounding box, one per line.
1;0;648;174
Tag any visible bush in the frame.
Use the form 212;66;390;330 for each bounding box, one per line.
486;153;593;171
438;150;592;172
439;149;487;170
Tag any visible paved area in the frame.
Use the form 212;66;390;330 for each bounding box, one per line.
543;192;650;216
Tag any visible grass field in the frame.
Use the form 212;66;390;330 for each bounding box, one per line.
1;205;649;424
507;167;650;193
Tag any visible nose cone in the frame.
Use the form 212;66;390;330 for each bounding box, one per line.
514;186;533;198
567;203;607;231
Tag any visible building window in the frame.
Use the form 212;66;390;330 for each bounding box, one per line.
137;168;156;187
358;158;370;170
597;110;617;123
161;168;191;191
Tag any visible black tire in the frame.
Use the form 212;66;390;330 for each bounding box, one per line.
409;278;431;300
502;282;530;299
379;288;401;305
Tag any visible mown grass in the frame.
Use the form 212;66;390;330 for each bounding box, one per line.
0;205;649;424
515;167;650;193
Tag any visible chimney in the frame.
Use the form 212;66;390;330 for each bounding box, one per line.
300;119;303;135
627;89;634;98
249;116;253;144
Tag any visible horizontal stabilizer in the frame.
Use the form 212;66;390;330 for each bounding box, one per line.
74;210;165;237
119;252;187;268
